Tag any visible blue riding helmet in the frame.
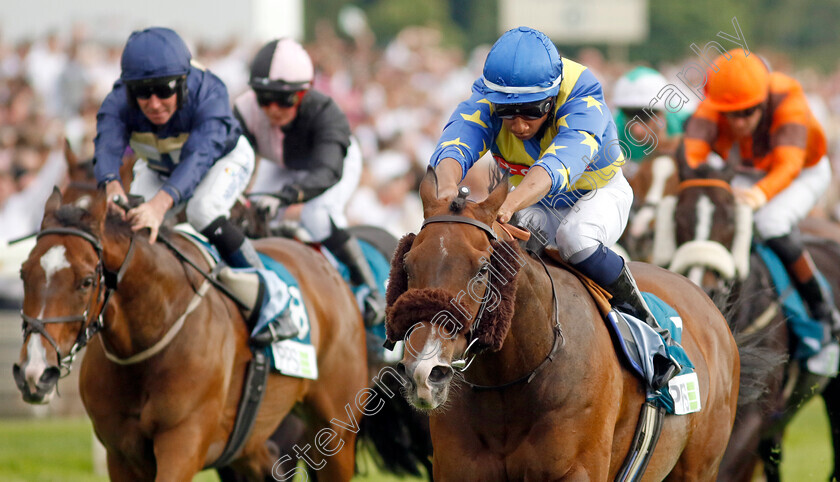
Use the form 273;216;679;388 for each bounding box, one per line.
121;27;192;82
481;27;564;105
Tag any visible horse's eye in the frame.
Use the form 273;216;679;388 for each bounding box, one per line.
80;276;95;290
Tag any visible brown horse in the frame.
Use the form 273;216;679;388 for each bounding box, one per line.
61;139;136;207
14;188;369;481
669;178;840;481
621;155;680;262
385;168;740;480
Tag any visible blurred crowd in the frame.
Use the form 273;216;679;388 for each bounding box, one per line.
5;22;840;244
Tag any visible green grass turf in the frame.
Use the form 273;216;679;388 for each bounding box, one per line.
0;416;426;481
0;401;831;480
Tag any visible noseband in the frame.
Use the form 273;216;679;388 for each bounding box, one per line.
20;227;134;376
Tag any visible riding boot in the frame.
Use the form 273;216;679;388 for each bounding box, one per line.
322;228;386;328
766;233;840;340
605;265;682;390
202;217;299;345
572;245;681;391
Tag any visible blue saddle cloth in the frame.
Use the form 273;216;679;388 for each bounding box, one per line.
605;293;696;414
179;231;317;378
324;240;391;344
754;243;827;359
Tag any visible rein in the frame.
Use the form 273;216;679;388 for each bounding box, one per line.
21;228;135;376
418;214;563;391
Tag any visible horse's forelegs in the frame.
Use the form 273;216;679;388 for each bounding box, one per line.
758;436;782;482
107;450;148;481
152;426;208;482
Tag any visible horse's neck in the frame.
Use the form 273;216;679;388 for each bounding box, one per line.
102;235;206;357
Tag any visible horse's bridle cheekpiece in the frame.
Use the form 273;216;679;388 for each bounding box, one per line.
16;227;135;377
414;191;563;388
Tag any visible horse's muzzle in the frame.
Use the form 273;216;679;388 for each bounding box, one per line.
12;363;60;404
396;360;455;411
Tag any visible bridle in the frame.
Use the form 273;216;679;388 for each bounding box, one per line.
417;213;562;391
20;227;135;376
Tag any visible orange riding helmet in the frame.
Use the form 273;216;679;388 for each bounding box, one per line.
704;49;770;112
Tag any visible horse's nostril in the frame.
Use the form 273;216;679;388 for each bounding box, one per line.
429;365;453;384
396;362;407;378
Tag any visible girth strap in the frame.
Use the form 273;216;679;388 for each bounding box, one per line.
208;348;270;468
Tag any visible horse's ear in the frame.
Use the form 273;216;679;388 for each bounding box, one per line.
475;172;509;223
64;138;78;170
419;166;445;218
89;188;109;231
41;187;62;224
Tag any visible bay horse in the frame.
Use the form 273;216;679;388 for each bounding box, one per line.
228;196;435;480
385;168;740;480
62;138;135;207
620;154;680;262
669;176;840;481
13;188;369;481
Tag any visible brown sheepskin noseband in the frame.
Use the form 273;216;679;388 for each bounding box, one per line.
385;233;523;352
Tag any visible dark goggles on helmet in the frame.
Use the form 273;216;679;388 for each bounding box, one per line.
494;98;555;120
127;77;182;100
255;89;300;108
722;104;762;119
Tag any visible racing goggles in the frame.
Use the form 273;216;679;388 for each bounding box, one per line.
255;89;300;108
723;104;762;119
494;98;554;120
128;78;181;100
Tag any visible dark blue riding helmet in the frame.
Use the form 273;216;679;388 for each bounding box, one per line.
481;27;564;105
121;27;192;82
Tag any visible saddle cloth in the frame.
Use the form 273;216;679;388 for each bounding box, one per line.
754;242;834;363
543;249;698;414
176;227;318;379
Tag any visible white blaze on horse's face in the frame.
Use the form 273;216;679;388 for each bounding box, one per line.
23;335;55;402
695;195;714;242
405;335;450;409
41;245;70;289
439;236;448;258
630;156;676;238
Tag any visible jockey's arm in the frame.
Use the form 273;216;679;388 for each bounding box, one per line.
497;167;551;224
434;157;464;200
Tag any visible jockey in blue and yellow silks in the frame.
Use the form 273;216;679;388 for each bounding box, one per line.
430;26;680;390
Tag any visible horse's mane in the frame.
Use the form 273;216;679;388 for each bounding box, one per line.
52;203;172;245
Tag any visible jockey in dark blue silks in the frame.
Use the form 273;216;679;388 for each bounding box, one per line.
93;27;298;345
429;26;680;389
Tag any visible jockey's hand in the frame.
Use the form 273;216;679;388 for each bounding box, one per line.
105;180;128;218
733;186;767;211
276;184;303;206
254;195;282;218
126;191;173;244
497;204;515;224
